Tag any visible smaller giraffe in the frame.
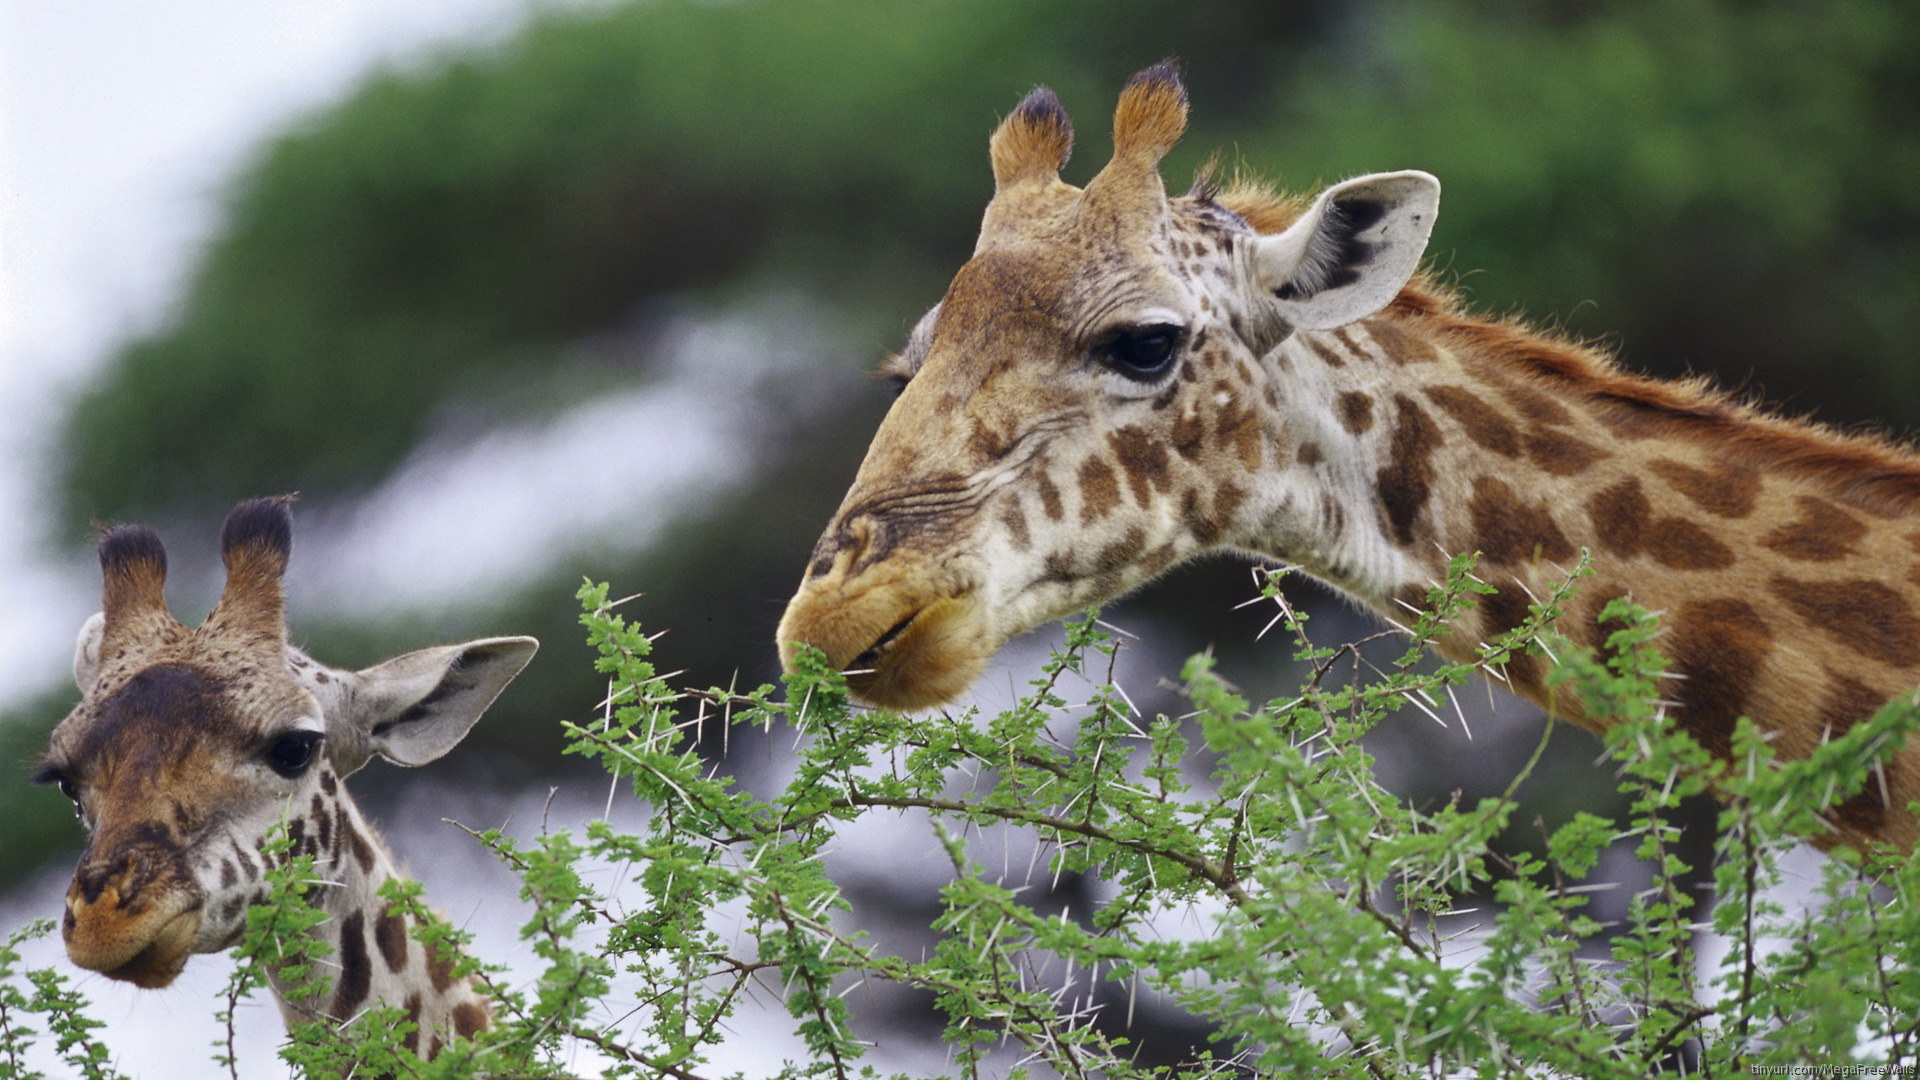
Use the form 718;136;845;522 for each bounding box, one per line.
34;497;538;1058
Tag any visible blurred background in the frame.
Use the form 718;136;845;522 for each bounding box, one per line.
2;0;1915;1073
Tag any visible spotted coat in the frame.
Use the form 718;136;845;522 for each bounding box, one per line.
778;62;1920;852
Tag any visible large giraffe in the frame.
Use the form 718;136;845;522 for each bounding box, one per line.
35;497;537;1057
778;61;1920;851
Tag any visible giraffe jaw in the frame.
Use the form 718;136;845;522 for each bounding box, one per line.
779;582;994;710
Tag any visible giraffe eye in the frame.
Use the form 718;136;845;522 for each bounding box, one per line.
1095;323;1185;382
265;732;325;779
31;767;83;820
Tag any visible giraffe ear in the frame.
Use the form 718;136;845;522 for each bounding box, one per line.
73;612;106;690
1253;170;1439;331
343;636;539;768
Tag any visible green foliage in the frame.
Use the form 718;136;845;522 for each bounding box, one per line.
5;563;1918;1076
0;922;125;1080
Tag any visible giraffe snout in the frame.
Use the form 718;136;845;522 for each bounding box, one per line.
64;849;203;988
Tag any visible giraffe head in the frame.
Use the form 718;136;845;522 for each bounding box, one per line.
36;497;537;989
778;62;1438;707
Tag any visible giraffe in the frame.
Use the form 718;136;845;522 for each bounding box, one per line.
777;60;1920;852
34;496;539;1058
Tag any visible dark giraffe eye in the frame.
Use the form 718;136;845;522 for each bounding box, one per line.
1095;324;1185;382
265;732;325;779
31;767;82;820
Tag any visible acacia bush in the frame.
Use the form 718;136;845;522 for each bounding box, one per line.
4;555;1918;1078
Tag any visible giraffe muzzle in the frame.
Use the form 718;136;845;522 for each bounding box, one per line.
64;878;203;989
778;569;991;710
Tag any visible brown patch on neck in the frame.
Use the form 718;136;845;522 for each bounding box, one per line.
1375;395;1442;547
1665;598;1774;760
1648;459;1762;518
1762;496;1867;562
1769;576;1920;668
1467;476;1575;567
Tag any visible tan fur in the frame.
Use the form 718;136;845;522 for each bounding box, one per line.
780;64;1920;852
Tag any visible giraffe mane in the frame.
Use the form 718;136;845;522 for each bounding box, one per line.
1214;179;1920;517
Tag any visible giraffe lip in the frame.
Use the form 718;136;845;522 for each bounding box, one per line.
851;609;924;669
97;907;202;989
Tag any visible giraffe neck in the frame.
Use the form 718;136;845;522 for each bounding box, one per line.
263;767;490;1058
1248;304;1920;851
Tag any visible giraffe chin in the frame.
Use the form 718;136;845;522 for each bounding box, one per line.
67;902;201;990
779;586;993;711
842;595;992;711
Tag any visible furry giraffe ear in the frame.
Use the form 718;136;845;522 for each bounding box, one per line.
1253;170;1440;331
336;636;540;771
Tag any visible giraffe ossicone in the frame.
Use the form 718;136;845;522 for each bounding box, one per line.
38;496;537;1056
778;60;1920;851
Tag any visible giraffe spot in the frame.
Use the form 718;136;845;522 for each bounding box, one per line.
405;993;425;1055
1483;375;1576;427
1762;496;1866;561
1587;479;1648;558
1819;673;1888;735
1092;527;1148;576
1196;482;1247;545
1665;599;1772;760
1000;504;1031;551
1821;673;1897;835
427;939;457;993
332;911;371;1020
1077;457;1121;524
1586;477;1734;570
318;770;337;795
1109;425;1173;506
1170;408;1206;461
344;815;375;875
1376;395;1441;547
313;795;333;853
1298;441;1325;466
1770;576;1920;668
1649;458;1761;518
1214;399;1266;471
1331;328;1367;362
1469;476;1575;566
1480;585;1544;697
376;902;410;974
1305;336;1346;368
1524;430;1606;476
452;1001;488;1039
1140;542;1179;577
219;860;236;890
1365;318;1440;365
1645;520;1736;571
1336;391;1376;436
1151;384;1179;410
1035;469;1064;521
1424;386;1518;456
